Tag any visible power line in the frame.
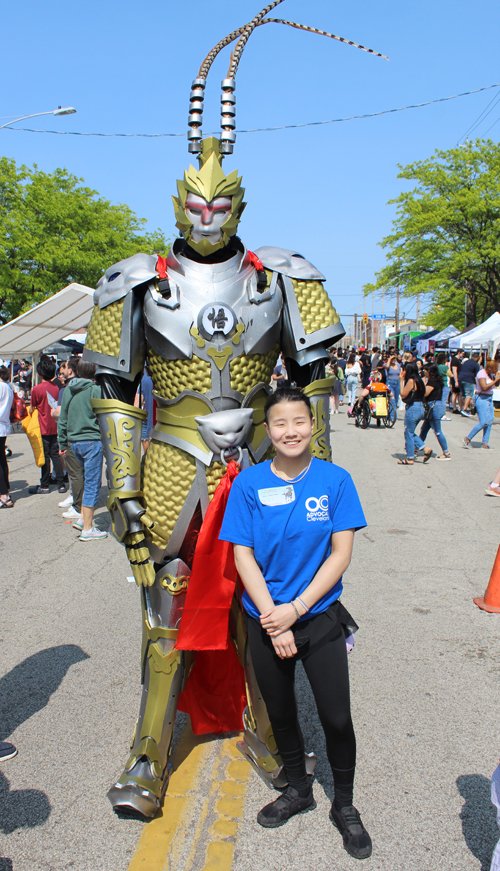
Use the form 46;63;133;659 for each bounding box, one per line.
482;112;500;137
3;82;500;139
457;90;500;144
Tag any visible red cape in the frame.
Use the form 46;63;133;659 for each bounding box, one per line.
176;461;246;734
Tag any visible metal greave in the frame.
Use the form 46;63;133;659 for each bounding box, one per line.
107;564;191;818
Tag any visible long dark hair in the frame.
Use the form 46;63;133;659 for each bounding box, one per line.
404;362;425;399
426;363;443;385
347;353;356;365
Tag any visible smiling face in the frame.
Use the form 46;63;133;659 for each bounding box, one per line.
264;400;314;463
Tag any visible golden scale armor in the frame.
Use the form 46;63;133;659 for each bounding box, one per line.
83;0;387;819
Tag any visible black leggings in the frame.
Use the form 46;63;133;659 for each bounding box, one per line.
0;437;9;496
247;602;356;794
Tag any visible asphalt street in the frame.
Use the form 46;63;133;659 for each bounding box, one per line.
1;408;499;871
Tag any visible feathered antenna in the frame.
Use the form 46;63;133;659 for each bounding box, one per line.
187;1;389;157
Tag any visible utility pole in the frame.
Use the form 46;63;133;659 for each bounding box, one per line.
395;284;400;349
371;292;375;347
416;293;420;330
354;312;358;346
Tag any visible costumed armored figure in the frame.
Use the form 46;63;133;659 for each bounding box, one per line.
83;1;387;819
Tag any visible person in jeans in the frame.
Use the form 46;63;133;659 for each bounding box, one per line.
436;352;451;419
485;464;500;497
29;356;66;494
463;362;500;450
458;352;480;417
385;353;401;415
397;363;426;465
344;354;361;406
51;356;84;519
416;364;450;461
58;359;106;540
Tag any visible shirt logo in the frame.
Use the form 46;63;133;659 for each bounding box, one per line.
305;495;329;522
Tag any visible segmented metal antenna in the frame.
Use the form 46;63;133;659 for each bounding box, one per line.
220;2;285;154
187;77;206;154
187;0;389;156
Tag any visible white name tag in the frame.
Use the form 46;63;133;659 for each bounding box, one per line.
258;485;295;506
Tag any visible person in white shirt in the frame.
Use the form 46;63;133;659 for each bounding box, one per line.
0;366;14;507
344;354;361;406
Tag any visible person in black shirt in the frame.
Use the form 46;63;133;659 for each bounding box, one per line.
271;353;289;391
416;364;450;461
398;363;426;465
458;352;480;416
360;351;371;389
450;350;464;413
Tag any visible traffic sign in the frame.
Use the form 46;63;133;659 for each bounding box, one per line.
371;314;388;320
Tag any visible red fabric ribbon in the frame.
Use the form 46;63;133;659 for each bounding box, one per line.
176;461;246;734
247;250;264;272
156;255;168;279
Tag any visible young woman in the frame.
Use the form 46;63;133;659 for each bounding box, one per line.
416;363;450;461
219;388;371;859
398;362;426;465
345;353;361;406
328;357;344;413
436;352;451;418
463;361;500;450
385;353;402;414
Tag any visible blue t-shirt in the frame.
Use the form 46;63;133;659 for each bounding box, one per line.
219;458;366;620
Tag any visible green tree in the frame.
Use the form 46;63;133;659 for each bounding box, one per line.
0;157;170;324
363;140;500;330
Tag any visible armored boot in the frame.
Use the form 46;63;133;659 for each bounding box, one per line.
107;560;193;818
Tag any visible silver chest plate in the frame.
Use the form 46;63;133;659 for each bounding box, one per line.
143;247;282;361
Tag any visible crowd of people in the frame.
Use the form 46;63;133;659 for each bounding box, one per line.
321;343;500;482
0;354;108;540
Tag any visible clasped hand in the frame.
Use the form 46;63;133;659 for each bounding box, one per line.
260;604;298;659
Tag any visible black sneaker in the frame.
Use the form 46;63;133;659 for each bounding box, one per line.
330;804;372;859
257;786;316;828
0;742;18;762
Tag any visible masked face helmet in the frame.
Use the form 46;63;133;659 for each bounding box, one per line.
172;137;246;256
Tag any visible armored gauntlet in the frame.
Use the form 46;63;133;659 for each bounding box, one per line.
91;398;158;585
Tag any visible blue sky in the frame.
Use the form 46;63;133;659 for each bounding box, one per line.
1;0;499;335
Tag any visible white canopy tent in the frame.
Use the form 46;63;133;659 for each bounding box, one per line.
432;324;460;344
0;283;94;358
448;313;500;352
461;312;500;354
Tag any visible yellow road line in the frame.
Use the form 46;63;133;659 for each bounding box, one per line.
201;738;251;871
127;728;251;871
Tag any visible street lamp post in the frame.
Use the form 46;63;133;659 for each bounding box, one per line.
0;106;76;132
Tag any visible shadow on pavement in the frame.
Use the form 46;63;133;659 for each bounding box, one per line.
0;772;51;834
0;645;89;741
457;773;499;871
0;859;13;871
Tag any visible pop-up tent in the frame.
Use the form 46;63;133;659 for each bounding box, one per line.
415;329;440;355
432;325;460;346
449;312;500;351
0;283;94;358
